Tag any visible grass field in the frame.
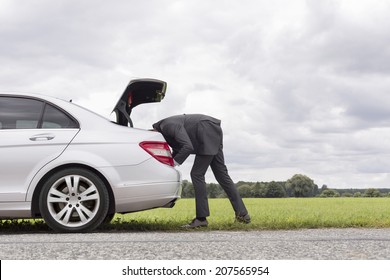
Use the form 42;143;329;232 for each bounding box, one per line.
106;197;390;231
2;198;390;232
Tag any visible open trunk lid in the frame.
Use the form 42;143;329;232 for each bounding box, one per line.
113;78;167;127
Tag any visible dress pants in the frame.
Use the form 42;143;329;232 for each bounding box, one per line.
190;145;248;218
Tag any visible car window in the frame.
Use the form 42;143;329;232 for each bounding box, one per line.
42;104;78;128
0;96;79;130
0;97;44;129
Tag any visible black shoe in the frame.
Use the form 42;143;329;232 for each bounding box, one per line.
181;218;208;228
236;213;251;224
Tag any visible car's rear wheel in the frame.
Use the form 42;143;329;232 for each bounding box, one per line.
39;168;109;233
103;212;116;224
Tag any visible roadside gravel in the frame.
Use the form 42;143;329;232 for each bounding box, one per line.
1;228;390;260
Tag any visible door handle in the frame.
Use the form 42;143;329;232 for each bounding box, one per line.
29;133;56;141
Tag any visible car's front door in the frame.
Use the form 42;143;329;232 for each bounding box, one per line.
0;96;80;201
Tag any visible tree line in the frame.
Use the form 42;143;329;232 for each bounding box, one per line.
181;174;390;198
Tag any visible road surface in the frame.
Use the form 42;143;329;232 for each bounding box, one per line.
1;228;390;259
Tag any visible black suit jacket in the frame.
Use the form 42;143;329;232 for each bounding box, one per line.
153;114;222;164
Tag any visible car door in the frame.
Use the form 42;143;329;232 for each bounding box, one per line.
0;96;80;201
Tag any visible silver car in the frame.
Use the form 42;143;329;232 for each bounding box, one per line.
0;79;181;232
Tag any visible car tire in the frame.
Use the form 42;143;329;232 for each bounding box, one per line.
103;212;116;224
39;168;109;233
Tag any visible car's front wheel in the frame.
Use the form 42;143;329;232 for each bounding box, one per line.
39;168;109;233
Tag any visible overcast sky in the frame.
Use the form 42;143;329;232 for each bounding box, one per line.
1;0;390;188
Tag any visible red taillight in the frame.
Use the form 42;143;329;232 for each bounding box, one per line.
139;141;174;167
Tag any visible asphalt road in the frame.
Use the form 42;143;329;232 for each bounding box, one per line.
1;228;390;260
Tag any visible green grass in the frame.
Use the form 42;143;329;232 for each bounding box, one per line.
2;198;390;232
104;197;390;231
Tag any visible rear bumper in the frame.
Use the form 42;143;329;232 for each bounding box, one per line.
98;159;182;213
114;181;182;213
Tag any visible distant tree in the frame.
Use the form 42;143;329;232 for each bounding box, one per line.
238;184;252;198
342;192;353;197
320;184;328;193
285;174;315;197
236;181;249;187
181;180;194;198
353;192;362;197
207;183;222;198
252;182;266;198
265;181;286;198
320;189;340;198
364;188;381;197
313;184;319;196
